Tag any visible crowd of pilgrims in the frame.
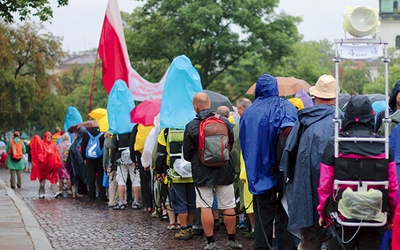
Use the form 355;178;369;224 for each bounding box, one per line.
5;73;400;250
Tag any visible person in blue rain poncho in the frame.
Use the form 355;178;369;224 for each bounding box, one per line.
239;74;298;250
280;75;337;250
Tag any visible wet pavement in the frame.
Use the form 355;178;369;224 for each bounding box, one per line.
0;168;254;249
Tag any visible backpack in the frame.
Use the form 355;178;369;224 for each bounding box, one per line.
272;126;293;200
9;139;23;162
85;132;104;159
198;114;230;167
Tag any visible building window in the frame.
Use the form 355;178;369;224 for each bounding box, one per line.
396;36;400;49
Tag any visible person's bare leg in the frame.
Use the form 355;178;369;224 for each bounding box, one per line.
201;207;214;236
133;186;141;205
223;208;236;234
118;185;126;202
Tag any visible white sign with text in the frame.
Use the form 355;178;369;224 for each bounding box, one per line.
339;44;383;59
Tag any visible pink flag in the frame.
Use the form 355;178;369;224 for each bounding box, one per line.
98;0;166;101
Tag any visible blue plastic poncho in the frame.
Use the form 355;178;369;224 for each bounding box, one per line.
239;74;297;195
107;80;136;134
64;106;83;132
160;55;203;129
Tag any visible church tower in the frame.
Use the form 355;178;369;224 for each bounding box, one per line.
379;0;400;49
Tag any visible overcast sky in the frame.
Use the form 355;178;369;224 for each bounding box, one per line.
40;0;378;53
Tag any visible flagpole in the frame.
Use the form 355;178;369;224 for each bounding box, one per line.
88;52;99;120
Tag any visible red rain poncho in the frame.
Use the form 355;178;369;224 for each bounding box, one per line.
30;132;62;184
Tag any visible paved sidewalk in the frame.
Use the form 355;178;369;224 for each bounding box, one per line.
0;177;52;250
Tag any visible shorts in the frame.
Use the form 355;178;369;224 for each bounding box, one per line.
195;184;236;210
116;163;141;187
169;182;196;214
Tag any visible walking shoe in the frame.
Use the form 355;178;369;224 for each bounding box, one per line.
112;204;126;210
174;228;191;240
225;240;243;250
243;231;254;239
236;221;246;230
54;191;62;199
204;242;218;250
132;203;141;210
39;194;45;199
151;210;158;218
187;227;193;238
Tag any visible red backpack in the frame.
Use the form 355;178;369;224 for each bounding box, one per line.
9;139;23;161
198;115;230;167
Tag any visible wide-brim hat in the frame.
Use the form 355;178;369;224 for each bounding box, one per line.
309;75;337;99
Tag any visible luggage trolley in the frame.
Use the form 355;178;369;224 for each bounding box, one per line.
331;37;390;227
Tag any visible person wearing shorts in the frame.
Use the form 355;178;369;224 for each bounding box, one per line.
155;128;195;240
110;132;141;210
115;162;141;209
183;93;242;250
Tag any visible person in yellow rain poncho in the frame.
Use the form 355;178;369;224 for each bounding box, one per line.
239;154;254;238
130;124;155;213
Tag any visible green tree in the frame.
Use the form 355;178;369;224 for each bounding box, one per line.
0;22;65;134
123;0;301;89
340;61;371;95
63;62;108;120
0;0;68;23
278;39;334;85
364;49;400;94
208;39;335;101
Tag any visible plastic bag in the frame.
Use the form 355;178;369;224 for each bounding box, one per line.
173;158;192;178
338;187;384;222
102;171;109;188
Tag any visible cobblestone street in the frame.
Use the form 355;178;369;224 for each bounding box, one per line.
0;168;254;249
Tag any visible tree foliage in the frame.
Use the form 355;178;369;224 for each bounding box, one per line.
0;22;65;136
340;61;371;94
0;0;68;23
123;0;301;89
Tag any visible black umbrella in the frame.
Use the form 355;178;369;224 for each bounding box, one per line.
339;93;387;111
203;90;234;111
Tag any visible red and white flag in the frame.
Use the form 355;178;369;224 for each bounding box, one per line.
98;0;166;101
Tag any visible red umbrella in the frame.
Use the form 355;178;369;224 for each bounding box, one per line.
130;99;161;126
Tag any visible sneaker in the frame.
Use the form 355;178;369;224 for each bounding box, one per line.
39;194;45;199
204;242;218;250
187;227;193;238
225;240;242;250
236;222;246;230
174;228;191;240
112;204;126;210
243;231;254;239
54;191;62;199
160;214;169;221
132;203;141;210
151;210;159;218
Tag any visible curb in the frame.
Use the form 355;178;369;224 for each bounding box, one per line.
0;178;53;250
